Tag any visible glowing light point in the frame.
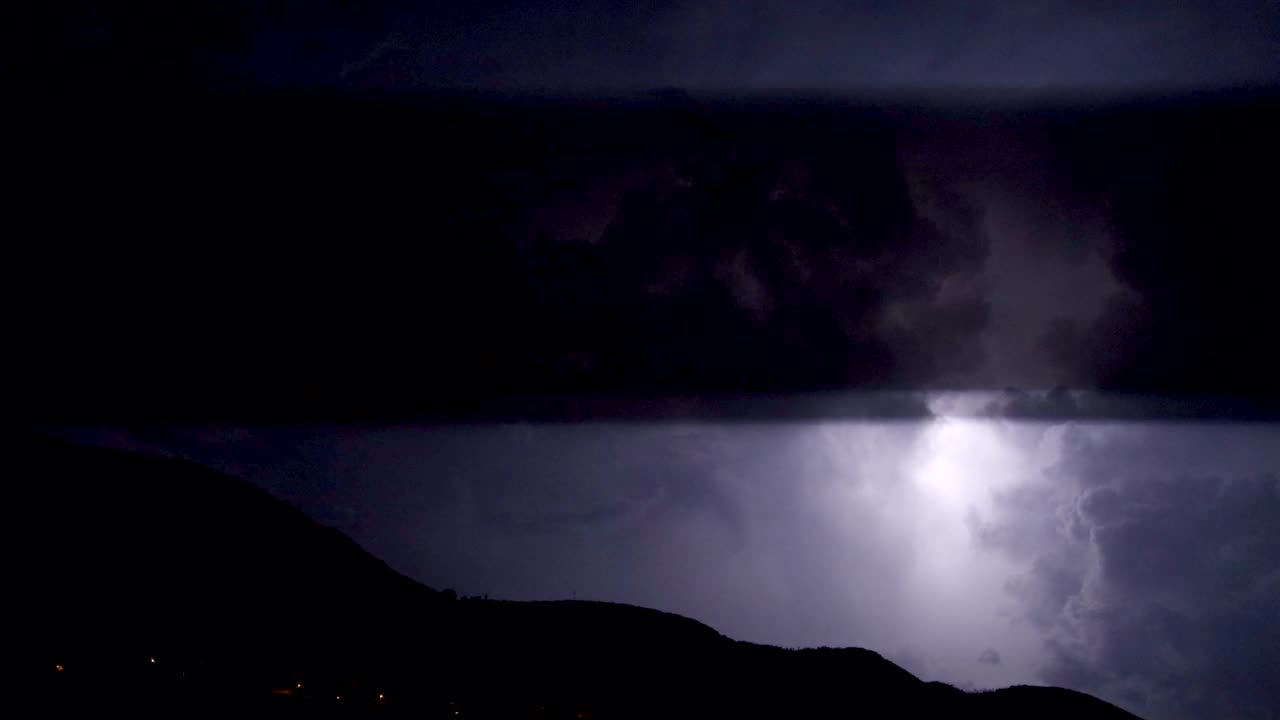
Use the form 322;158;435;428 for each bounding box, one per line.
56;664;64;672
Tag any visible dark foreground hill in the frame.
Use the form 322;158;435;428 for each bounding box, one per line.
12;433;1140;719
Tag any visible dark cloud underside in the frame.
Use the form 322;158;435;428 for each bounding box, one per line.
8;91;1280;422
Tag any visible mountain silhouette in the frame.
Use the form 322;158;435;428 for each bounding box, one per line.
15;433;1141;718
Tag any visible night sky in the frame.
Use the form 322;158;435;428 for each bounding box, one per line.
13;3;1280;720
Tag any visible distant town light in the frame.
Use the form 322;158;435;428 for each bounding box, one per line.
56;664;64;672
379;694;385;700
296;683;302;689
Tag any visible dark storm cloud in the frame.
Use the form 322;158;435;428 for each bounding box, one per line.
547;101;993;393
1039;96;1280;400
978;648;1001;665
11;90;1280;423
8;89;994;422
983;424;1280;720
